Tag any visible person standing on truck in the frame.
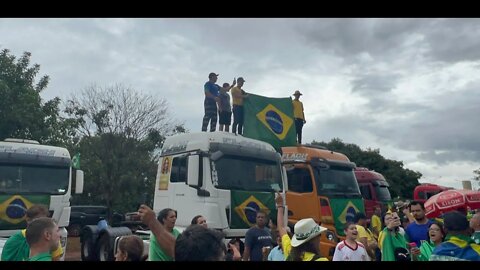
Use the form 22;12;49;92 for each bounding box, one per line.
218;79;236;132
242;210;273;261
202;72;221;132
138;205;180;261
25;217;61;261
231;77;248;135
292;90;306;144
275;192;328;261
405;201;433;247
1;204;63;261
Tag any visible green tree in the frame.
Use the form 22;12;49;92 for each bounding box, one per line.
0;49;79;145
312;138;421;198
66;84;185;216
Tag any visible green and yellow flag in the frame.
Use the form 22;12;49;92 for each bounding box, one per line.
72;153;80;169
243;94;296;150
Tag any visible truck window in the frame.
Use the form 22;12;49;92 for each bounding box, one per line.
286;168;313;193
170;156;188;183
314;165;361;196
359;184;372;200
375;185;392;201
0;164;69;195
213;155;282;192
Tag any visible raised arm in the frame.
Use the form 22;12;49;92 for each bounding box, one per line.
275;192;287;238
138;204;176;258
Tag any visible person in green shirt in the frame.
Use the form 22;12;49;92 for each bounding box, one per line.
25;217;61;261
380;211;409;261
470;212;480;245
412;220;445;261
1;204;63;261
138;205;179;261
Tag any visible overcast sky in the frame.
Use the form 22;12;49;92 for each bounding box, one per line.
1;18;479;190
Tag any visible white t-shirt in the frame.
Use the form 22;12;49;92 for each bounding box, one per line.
332;240;369;261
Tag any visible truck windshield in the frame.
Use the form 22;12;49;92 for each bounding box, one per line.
0;164;69;195
375;181;391;201
314;165;361;197
213;155;283;192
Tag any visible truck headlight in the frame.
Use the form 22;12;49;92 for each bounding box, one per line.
325;230;338;242
60;235;67;248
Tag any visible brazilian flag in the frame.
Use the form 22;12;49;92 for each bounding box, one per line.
243;94;296;150
231;190;276;229
0;195;51;230
72;153;80;169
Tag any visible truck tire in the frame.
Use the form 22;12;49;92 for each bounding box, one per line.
67;223;82;237
81;225;99;261
97;227;132;261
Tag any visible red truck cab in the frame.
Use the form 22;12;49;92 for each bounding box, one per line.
413;183;452;204
355;167;392;219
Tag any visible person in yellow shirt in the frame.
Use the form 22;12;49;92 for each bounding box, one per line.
292;90;306;144
275;192;328;261
371;206;382;239
354;212;378;261
230;77;248;135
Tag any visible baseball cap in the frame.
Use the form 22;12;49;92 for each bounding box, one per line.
208;72;219;78
237;77;245;82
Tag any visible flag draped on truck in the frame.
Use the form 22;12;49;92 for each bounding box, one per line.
231;190;276;229
243;94;297;150
0;195;50;230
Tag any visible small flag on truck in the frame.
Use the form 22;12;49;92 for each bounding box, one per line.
72;153;81;169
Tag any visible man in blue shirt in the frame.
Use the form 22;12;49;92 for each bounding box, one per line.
202;72;220;132
405;201;433;247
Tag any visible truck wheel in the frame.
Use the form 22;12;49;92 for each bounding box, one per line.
81;225;99;261
97;227;132;261
68;224;82;237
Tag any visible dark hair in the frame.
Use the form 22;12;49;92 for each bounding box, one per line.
26;205;49;221
228;237;245;255
427;220;446;242
353;213;367;223
343;221;355;232
118;235;144;261
157;208;177;225
25;217;56;246
191;215;203;225
287;235;320;261
175;225;225;261
256;210;268;217
408;201;425;211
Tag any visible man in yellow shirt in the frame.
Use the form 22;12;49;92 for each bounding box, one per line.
292;90;306;144
230;77;248;135
355;212;377;261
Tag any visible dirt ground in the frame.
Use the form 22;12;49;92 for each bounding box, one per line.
65;236;81;261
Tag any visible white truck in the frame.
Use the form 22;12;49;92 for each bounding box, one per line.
82;132;287;261
0;138;84;260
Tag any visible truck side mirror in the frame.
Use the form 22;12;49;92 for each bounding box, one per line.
210;150;223;161
75;170;84;194
187;155;200;187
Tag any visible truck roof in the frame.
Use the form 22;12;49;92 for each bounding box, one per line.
0;140;70;159
281;146;350;162
162;132;277;155
354;167;386;182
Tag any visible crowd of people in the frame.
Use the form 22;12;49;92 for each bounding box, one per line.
1;201;478;261
202;72;306;144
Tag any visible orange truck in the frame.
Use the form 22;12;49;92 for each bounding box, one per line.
281;145;365;258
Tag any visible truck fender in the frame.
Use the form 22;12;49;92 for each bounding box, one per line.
96;227;132;261
81;225;100;261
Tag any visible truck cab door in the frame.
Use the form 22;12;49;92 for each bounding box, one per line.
285;165;320;224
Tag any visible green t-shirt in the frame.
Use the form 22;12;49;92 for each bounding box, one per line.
1;231;30;261
27;252;52;261
472;231;480;245
148;228;180;261
0;229;63;261
380;227;408;261
417;240;435;261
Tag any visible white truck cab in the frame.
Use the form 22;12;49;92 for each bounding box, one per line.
0;138;84;260
154;132;287;237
